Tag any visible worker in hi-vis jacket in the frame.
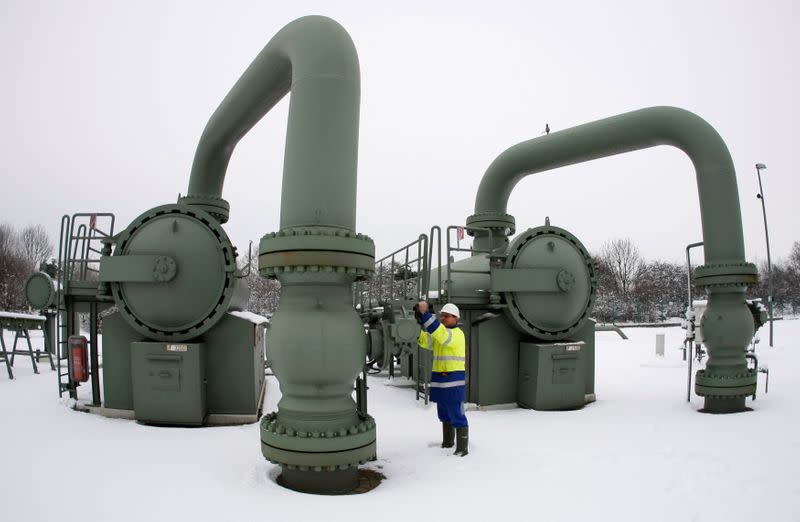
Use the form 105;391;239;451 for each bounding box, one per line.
415;300;468;456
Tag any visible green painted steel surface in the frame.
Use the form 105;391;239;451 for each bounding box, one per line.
184;15;375;490
203;314;265;415
262;274;376;474
470;313;519;405
572;319;596;397
131;342;207;425
518;342;586;410
502;226;595;340
431;224;595;340
106;204;248;342
102;312;146;410
102;312;265;419
469;107;748;264
0;312;46;331
99;255;177;283
183;15;360;231
24;272;56;309
466;106;759;412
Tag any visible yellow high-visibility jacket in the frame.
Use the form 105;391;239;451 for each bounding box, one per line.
418;321;466;373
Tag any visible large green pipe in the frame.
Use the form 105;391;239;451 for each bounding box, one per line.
468;106;759;412
181;16;374;493
181;15;360;228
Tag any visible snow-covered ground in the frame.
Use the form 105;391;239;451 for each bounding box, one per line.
1;320;797;522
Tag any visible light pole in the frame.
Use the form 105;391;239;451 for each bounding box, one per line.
755;162;773;347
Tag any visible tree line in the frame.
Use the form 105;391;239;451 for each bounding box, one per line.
0;223;54;311
593;238;800;323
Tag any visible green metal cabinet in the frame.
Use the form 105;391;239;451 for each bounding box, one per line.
203;314;265;416
518;341;585;410
131;342;206;425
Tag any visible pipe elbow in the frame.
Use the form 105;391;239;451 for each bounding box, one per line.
185;15;361;229
470;105;744;265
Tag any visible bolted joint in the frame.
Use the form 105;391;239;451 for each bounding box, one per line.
695;368;757;399
693;262;758;288
260;413;377;469
177;194;230;224
258;226;375;278
465;211;516;237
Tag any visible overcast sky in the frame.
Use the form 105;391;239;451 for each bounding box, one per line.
1;0;797;267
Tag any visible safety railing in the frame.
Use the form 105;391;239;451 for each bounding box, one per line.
55;213;115;399
354;234;428;311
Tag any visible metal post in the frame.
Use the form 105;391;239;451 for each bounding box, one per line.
755;163;773;347
89;302;101;406
685;241;703;400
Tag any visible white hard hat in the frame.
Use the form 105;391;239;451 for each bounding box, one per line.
440;303;460;318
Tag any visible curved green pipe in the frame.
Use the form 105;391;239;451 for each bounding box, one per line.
470;106;760;412
472;106;744;264
184;15;360;229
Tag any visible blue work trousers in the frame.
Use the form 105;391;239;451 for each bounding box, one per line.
436;400;468;428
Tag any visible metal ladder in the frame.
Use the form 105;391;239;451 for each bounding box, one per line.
55;213;115;399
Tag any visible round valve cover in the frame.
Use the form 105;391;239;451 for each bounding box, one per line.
111;204;247;341
25;271;56;310
503;225;596;340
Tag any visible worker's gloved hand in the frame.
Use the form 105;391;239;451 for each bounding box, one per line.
413;304;423;325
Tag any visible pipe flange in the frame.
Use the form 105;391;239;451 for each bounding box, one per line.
695;385;756;399
466;211;516;236
260;413;377;470
694;369;757;398
693;262;758;288
177;194;231;224
695;369;757;386
259;227;375;280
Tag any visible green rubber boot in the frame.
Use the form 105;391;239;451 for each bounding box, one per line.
441;422;455;448
454;427;469;457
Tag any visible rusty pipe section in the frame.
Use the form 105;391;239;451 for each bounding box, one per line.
181;15;360;227
468;106;759;412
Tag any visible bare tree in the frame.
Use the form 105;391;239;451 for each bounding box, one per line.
18;224;53;272
598;238;643;299
0;223;17;260
0;223;27;310
237;245;281;316
789;241;800;273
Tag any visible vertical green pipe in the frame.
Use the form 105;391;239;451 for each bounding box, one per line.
468;106;759;412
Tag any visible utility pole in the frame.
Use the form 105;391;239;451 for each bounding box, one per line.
755;163;773;347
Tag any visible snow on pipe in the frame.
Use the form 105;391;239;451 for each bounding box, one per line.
467;106;761;413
